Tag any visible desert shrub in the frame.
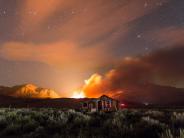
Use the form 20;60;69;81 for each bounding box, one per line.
25;126;46;138
129;116;167;138
0;115;7;130
45;114;64;135
102;111;137;138
0;108;6;115
171;112;184;129
104;119;134;138
32;111;48;126
160;129;174;138
58;112;68;125
145;110;164;117
160;129;184;138
0;108;184;138
179;129;184;138
141;116;166;127
120;109;142;124
1;123;22;136
22;119;38;133
5;111;18;122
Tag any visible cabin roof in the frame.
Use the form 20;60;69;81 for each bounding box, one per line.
100;95;114;100
81;95;118;103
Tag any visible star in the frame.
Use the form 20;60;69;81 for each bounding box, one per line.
145;47;149;51
156;2;163;6
0;10;7;16
144;2;148;8
47;25;51;30
137;34;142;38
71;10;76;15
21;32;25;37
28;10;37;16
3;10;6;15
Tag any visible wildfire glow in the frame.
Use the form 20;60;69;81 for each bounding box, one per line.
84;73;102;85
71;90;85;99
71;73;103;98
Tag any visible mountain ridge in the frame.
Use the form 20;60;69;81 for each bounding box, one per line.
0;84;60;99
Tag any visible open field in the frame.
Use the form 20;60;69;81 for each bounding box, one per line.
0;108;184;138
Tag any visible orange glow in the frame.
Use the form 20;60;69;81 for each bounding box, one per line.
84;73;102;85
82;73;104;98
71;73;113;98
71;72;122;98
71;90;85;99
81;73;121;98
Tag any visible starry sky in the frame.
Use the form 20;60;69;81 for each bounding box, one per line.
0;0;184;97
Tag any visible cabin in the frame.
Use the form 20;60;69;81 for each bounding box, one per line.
81;95;119;112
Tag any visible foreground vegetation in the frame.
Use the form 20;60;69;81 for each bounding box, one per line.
0;108;184;138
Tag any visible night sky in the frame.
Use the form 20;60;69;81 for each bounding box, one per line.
0;0;184;97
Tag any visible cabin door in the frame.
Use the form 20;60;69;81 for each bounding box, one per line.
98;101;102;111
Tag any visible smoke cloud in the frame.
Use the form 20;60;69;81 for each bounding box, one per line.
83;46;184;104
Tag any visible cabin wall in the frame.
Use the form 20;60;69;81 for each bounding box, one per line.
112;100;119;111
81;97;119;112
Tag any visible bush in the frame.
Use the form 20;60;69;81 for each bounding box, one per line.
0;108;183;138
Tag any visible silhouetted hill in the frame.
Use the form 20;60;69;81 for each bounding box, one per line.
113;83;184;106
0;83;184;108
0;95;91;109
0;84;59;98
